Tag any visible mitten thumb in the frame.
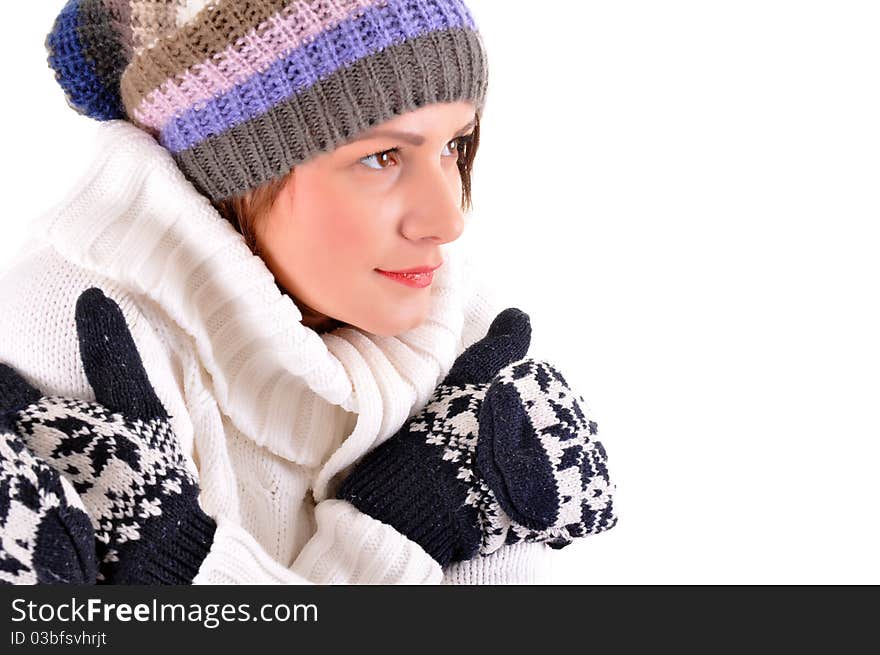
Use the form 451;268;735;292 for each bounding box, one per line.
443;308;532;387
476;373;560;531
75;287;169;422
39;476;100;584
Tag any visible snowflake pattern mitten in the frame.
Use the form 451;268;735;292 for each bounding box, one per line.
474;356;617;551
0;410;97;585
0;288;216;584
337;308;617;566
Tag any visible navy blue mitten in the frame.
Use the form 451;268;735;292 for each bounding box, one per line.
0;411;97;585
0;288;216;584
337;308;618;567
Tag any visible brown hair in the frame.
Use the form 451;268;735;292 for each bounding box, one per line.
211;114;482;332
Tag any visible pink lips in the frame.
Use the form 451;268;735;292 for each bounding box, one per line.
376;263;443;289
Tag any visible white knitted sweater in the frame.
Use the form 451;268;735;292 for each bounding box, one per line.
0;121;553;584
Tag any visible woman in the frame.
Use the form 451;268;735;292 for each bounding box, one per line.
0;0;616;584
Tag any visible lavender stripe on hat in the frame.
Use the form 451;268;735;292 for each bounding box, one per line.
158;0;476;154
132;0;385;131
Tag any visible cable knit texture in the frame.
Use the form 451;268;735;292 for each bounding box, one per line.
0;120;552;584
442;541;555;585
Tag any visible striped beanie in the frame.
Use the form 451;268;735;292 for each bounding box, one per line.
45;0;490;202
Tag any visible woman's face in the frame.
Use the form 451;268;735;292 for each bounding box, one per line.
256;101;477;337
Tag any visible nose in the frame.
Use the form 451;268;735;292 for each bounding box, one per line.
399;164;465;244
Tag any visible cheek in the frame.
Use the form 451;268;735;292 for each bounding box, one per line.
317;210;374;259
291;182;393;273
261;169;432;335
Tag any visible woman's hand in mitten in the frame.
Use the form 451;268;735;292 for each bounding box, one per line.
336;308;618;567
0;410;97;584
0;288;216;584
475;349;618;552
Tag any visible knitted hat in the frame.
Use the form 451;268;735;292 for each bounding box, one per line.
45;0;490;202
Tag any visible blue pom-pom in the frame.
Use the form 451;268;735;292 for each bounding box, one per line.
45;0;125;121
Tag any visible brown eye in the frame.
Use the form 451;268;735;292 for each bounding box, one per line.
444;134;474;159
443;138;461;158
360;149;399;170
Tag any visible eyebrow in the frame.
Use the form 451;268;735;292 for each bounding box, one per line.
351;116;477;146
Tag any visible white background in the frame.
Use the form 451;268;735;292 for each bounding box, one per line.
2;2;879;583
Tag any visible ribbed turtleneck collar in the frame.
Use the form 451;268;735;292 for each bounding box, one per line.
31;121;472;502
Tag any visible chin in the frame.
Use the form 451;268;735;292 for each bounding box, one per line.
353;303;431;337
